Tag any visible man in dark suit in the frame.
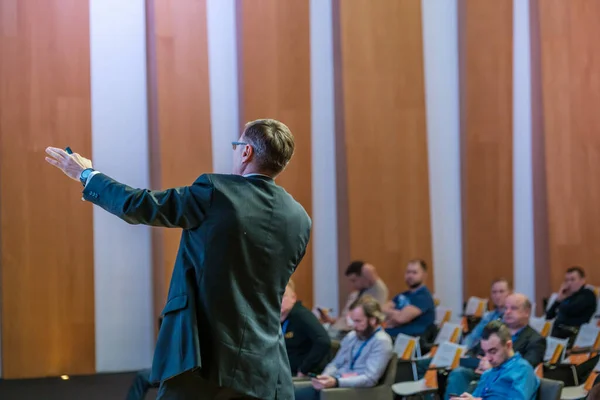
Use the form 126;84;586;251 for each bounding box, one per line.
45;119;312;400
444;293;546;399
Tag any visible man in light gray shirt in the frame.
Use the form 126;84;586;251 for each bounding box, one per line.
321;261;389;332
295;295;393;399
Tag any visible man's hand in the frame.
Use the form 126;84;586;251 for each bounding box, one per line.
311;375;337;390
449;393;481;400
296;371;306;378
382;301;395;315
557;283;569;301
475;357;491;374
45;147;92;181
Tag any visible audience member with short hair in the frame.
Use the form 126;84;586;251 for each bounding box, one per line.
322;261;388;332
546;266;597;343
382;259;435;339
449;320;540;400
445;293;545;399
463;279;511;350
294;295;393;400
280;280;332;377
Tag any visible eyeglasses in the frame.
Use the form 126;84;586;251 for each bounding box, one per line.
231;141;247;150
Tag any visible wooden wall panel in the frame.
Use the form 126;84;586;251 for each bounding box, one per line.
459;0;514;300
146;0;213;321
237;0;313;308
335;0;433;306
538;0;600;292
530;0;551;313
0;0;95;378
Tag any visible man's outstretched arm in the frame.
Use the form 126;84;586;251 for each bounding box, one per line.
45;147;212;229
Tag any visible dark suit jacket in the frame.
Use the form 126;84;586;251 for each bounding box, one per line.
83;173;311;400
471;325;546;367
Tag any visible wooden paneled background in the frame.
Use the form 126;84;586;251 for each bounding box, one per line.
236;0;314;308
537;0;600;293
0;0;96;378
459;0;514;299
1;0;600;379
146;0;213;324
335;0;433;304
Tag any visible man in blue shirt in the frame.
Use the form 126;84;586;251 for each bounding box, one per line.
463;279;510;350
449;320;539;400
445;293;545;398
382;259;435;339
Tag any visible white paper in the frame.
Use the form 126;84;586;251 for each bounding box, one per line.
573;323;600;349
435;307;452;326
544;336;569;362
430;342;467;368
529;317;552;335
465;297;487;316
434;322;462;344
393;333;420;359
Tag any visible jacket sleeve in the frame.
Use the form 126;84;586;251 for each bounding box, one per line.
83;173;213;229
520;333;546;367
546;300;560;320
297;308;332;374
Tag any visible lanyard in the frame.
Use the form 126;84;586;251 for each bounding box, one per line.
282;320;290;335
350;327;381;370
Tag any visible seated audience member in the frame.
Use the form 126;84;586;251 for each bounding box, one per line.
462;279;511;350
294;295;393;400
414;279;511;377
449;320;540;400
322;261;389;331
446;295;544;400
125;317;163;400
546;266;597;342
281;279;332;376
383;259;435;339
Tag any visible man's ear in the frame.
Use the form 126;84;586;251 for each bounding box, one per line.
242;144;254;161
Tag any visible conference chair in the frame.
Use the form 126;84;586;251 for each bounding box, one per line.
538;378;563;400
294;354;397;400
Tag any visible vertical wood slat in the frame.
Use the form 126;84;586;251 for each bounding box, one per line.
236;0;314;307
0;0;95;378
335;0;433;305
459;0;514;300
146;0;213;320
537;0;600;293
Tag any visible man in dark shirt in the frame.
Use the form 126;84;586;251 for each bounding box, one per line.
281;280;332;376
382;259;435;339
546;266;597;343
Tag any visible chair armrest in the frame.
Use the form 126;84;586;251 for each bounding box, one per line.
321;385;391;400
293;380;314;390
293;376;311;382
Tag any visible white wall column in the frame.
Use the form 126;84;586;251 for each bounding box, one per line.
513;0;536;301
421;0;464;316
310;0;339;313
90;0;153;372
207;0;239;173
